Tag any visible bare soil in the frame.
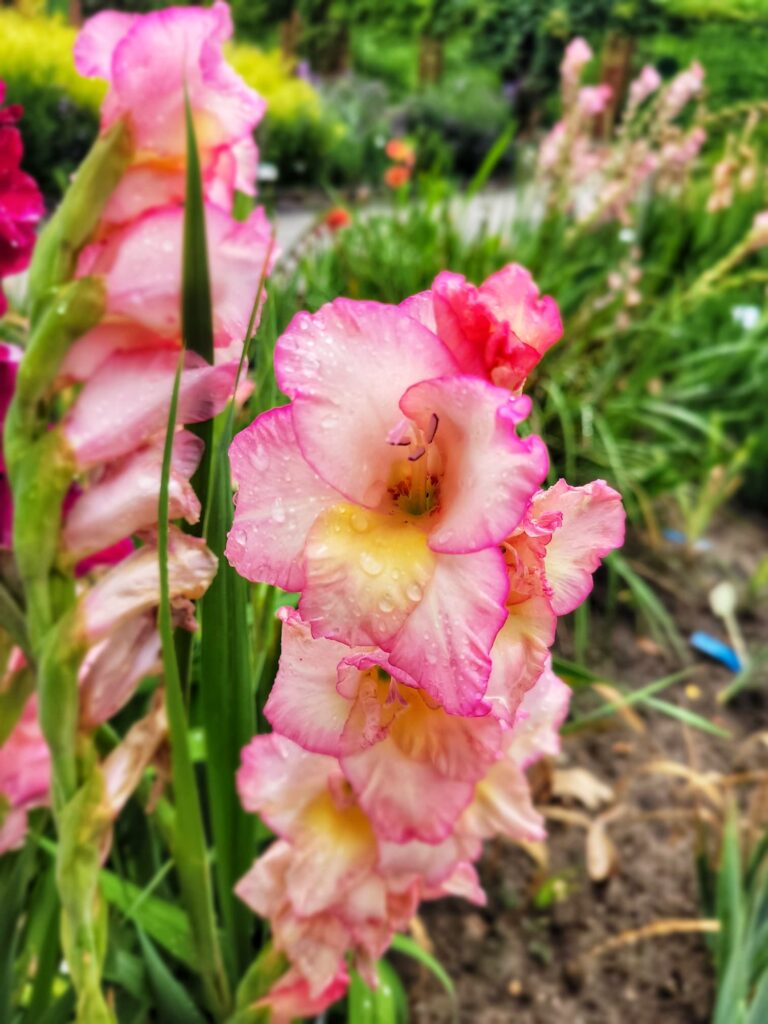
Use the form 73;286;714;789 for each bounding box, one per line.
402;510;768;1023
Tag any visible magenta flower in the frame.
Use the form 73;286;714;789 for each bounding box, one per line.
0;83;44;316
227;300;549;715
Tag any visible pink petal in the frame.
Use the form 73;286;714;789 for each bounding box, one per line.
59;323;178;384
63;431;203;559
79;205;273;349
264;609;352;756
399;378;549;553
462;759;545;843
63;350;237;469
342;737;477;844
237;734;334;841
508;660;571;769
300;502;439;654
479;264;563;357
533;479;625;615
81;2;264;155
81;528;217;641
274;299;457;506
226;406;341;592
73;10;136;78
256;965;349;1024
484;594;556;725
0;807;29;853
0;696;49;811
386;547;510;716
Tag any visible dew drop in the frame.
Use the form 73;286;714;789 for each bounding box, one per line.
359;551;383;576
351;511;370;533
406;582;423;602
379;596;395;613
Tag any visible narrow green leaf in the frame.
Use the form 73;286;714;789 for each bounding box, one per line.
563;668;697;733
157;352;230;1016
465;120;516;199
136;929;207;1024
182;92;214;528
641;695;731;738
99;870;197;970
389;934;455;1002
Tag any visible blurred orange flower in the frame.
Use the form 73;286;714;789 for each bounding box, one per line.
385;138;415;167
384;165;411;189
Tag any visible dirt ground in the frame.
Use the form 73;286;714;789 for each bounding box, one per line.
402;510;768;1023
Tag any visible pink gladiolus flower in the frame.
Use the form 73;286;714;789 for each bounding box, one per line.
74;3;264;218
748;210;768;250
79;613;162;726
227;300;549;715
404;264;563;392
236;734;426;995
62;349;238;468
486;479;625;722
627;64;662;113
0;83;44;316
0;693;50;854
265;608;503;843
73;204;274;363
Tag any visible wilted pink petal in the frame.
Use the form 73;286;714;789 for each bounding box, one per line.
255;965;349;1024
79;613;161;726
63;349;237;468
81;527;217;641
102;693;167;816
63;431;203;559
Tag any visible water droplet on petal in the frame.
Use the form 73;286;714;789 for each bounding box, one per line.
351;511;370;533
359;551;383;576
406;582;423;602
379;596;394;613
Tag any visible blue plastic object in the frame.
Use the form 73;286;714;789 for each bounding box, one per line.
690;631;743;673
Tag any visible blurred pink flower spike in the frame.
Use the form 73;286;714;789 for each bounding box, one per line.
265;608;503;844
404;264;563;392
627;64;662;113
227;300;550;715
74;1;265;219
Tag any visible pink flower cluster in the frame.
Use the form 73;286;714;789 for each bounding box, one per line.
227;266;625;1015
0;2;272;852
539;37;707;226
0;82;44;316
